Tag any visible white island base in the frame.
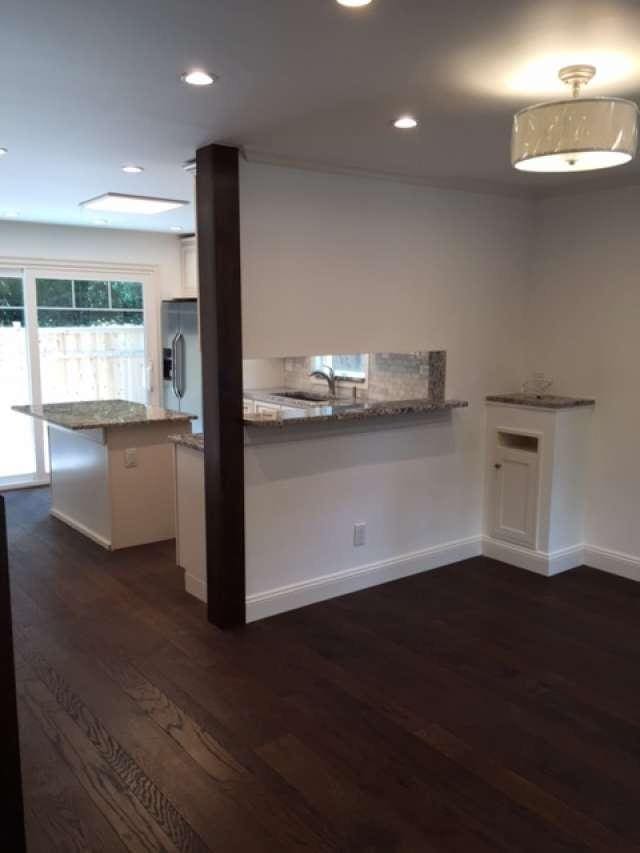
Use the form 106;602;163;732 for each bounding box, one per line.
49;420;192;550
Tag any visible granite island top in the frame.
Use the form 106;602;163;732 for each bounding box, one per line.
486;393;595;410
243;389;468;428
13;400;197;431
169;432;204;452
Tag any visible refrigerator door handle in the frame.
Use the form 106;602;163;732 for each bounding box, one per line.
171;331;180;398
175;332;186;399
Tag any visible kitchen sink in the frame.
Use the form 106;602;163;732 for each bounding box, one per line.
277;390;332;403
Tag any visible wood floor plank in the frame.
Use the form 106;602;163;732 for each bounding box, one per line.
18;697;128;853
258;733;445;853
7;487;640;852
17;603;335;852
95;655;247;783
19;676;189;853
129;653;341;851
288;588;640;840
416;723;635;853
19;639;213;853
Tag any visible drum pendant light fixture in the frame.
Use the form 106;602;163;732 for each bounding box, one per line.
511;64;639;172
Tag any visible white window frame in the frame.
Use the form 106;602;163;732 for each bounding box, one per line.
313;353;369;385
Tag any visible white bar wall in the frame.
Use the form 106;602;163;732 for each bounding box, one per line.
240;161;532;618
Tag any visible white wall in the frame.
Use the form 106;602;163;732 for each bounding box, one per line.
240;161;531;416
240;162;532;613
526;186;640;564
0;221;183;300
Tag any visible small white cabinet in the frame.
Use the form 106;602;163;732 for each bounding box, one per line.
484;400;593;576
489;432;539;549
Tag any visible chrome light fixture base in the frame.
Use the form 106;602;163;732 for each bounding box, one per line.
558;64;596;97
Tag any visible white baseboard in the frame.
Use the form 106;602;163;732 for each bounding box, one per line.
185;572;207;603
482;536;583;577
49;508;111;550
245;535;483;623
583;545;640;582
185;536;640;623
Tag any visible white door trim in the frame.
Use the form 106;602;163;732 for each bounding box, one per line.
21;265;161;408
0;256;157;277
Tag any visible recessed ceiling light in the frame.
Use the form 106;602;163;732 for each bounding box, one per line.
337;0;372;6
0;148;8;157
170;225;183;231
181;70;216;86
393;115;418;129
122;164;144;174
80;193;188;215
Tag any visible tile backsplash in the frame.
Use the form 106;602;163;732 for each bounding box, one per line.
368;351;446;402
246;350;447;402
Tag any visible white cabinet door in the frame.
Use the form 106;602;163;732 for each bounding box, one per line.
181;237;198;295
490;446;539;549
175;445;206;602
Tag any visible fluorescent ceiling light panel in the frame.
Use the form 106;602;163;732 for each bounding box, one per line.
80;193;188;215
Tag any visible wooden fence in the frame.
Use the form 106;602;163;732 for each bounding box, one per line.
38;325;146;403
0;324;145;479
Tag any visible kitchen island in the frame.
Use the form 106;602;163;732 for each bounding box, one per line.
14;400;195;550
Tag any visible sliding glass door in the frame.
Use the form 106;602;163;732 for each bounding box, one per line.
0;269;153;489
0;272;39;484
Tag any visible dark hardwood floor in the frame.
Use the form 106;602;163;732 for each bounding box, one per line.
5;486;640;852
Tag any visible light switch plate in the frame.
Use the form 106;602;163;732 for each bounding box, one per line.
353;523;366;547
124;448;138;469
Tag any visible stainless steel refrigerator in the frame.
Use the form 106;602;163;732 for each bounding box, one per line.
162;298;202;432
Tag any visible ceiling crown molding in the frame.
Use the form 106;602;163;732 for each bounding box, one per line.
241;147;530;199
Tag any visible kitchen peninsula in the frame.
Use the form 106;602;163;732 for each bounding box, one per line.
14;400;195;549
173;350;470;619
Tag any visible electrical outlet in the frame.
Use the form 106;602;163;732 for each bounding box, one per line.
353;523;366;547
124;448;138;469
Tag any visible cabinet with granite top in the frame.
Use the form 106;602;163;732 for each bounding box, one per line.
484;394;595;576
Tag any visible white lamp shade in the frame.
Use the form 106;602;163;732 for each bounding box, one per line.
512;97;639;172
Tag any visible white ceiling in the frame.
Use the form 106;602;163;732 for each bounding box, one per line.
2;0;640;232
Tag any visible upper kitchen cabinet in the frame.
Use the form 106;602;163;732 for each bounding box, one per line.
181;235;198;296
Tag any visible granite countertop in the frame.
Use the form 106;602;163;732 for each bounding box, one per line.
169;432;204;452
485;393;595;410
244;389;468;428
13;400;197;430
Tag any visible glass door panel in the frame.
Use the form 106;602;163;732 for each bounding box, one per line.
36;278;146;404
0;276;37;482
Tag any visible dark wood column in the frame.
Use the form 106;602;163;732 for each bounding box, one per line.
1;496;26;850
196;144;246;629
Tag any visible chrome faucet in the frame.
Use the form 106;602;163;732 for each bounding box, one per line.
309;364;337;397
